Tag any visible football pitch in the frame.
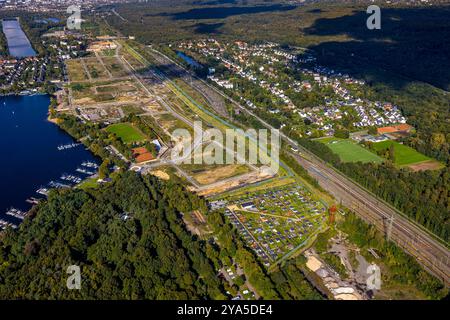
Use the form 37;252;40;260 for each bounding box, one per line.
372;140;430;166
106;123;146;144
319;138;384;164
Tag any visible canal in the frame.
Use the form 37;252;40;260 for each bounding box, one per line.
1;18;36;58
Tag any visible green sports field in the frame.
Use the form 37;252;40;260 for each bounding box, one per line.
106;123;145;144
319;138;384;164
372;140;430;166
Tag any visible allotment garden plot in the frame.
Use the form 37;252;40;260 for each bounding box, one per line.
220;184;327;266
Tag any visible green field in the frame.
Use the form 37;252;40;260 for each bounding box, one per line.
372;140;430;166
319;138;383;163
77;178;99;190
106;123;145;144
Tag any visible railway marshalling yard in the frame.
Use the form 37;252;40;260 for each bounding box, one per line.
60;38;329;270
61;40;279;192
59;37;450;300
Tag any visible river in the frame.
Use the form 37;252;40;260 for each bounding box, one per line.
0;95;98;224
1;18;36;58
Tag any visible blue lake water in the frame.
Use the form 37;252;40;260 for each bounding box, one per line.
0;95;98;222
2;19;36;58
177;51;202;69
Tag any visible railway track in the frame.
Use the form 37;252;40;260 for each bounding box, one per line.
149;47;450;285
294;153;450;284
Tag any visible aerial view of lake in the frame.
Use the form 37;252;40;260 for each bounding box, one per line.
1;18;36;58
0;95;98;224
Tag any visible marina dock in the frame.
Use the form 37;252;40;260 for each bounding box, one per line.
5;207;27;220
0;218;17;230
57;142;81;151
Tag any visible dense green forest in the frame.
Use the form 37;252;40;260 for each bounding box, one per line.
0;168;443;299
0;171;322;299
0;172;222;299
